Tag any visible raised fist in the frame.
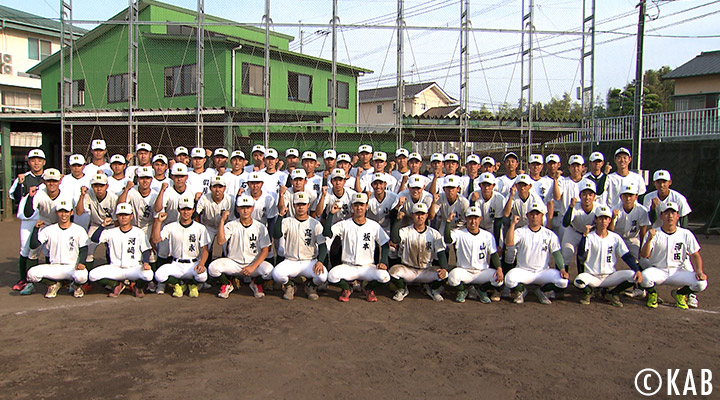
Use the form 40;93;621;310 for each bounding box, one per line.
388;160;396;171
570;198;578;208
470;192;480;202
125;180;135;190
126;153;134;162
28;186;38;197
157;212;168;222
512;215;521;225
220;210;230;221
401;175;409;185
277;160;284;170
397;196;407;208
604;163;612;174
35;220;45;229
279;185;287;195
447;212;456;223
330;201;341;214
647;228;656;238
351;155;359;165
509;185;517;197
161;182;169;191
584;224;592;235
80;186;88;196
102;217;114;227
17;174;26;184
323;170;330;179
612;209;619;218
322;186;328;196
651;198;660;209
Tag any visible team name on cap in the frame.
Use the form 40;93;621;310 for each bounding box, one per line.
152;154;168;163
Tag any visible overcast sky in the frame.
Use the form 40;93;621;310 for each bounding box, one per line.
7;0;719;112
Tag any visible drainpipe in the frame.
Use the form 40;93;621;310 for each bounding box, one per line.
231;44;243;108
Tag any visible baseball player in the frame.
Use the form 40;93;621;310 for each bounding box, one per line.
335;153;357;190
22;199;89;298
396;175;435;228
261;148;288;197
244;144;266;173
445;206;503;303
107;154;131;195
388;202;448;302
643;170;691;229
83;139;112;176
584;151;610;203
502;174;546;229
426;153;446;195
314;168;356;222
573;205;643;307
496;152;519;198
401;153;430;192
174;146;190;166
125;142;153;182
59;154;92;230
245;172;278;227
504;201;568;304
469;172;505;246
443;153;461;177
152;197;210;298
324;193;390;302
351;144;374;179
561;179;602;274
391;148;411;187
434;175;469;234
150;154;171;192
551;154;585;242
209;195;273;299
479;156;497;174
88;203;153;298
640;202;707;309
188;147;213;195
222;150;249;198
323;149;338;174
527;154;557;222
366;173;400;234
278;169;318;218
75;173;118;269
10;149;46;292
356;152;398;193
300;151;323;197
272;192;328;300
609;182;650;259
117;167;159;269
283;148;300;176
605;147;646;206
196;175;234;258
22;169;73;227
460;154;481;198
154;163;199;269
206;148;229;176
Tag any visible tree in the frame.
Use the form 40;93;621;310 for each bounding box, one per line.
605;67;675;117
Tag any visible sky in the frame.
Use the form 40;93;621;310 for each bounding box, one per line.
6;0;719;113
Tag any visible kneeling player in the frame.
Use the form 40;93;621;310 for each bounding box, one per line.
640;202;707;309
324;193;390;302
209;195;273;299
388;203;448;302
88;203;153;298
152;197;210;298
272;192;328;300
504;202;569;304
445;206;503;303
23;200;89;298
573;205;642;307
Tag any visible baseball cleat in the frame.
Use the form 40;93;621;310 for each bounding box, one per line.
534;288;552;305
172;284;185;298
512;289;525;304
579;291;592;305
304;283;319;301
44;282;62;298
156;283;166;295
478;290;492;304
12;280;27;291
188;284;199;298
20;282;35;295
688;293;699;308
133;285;145;298
629;288;646;298
231;277;243;290
352;280;362;292
501;287;512;298
455;290;467;303
338;289;352;302
108;282;125;298
392;288;409;302
671;289;688;310
603;291;623;308
546;290;557;300
423;284;444;302
489;289;501;302
201;282;212;291
249;282;265;298
365;289;378;302
646;291;658;309
282;283;295;300
466;285;479;300
217;284;234;299
146;281;157;293
73;284;85;298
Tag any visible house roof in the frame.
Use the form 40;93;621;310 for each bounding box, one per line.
421;105;460;118
662;50;720;80
359;82;456;103
0;5;88;37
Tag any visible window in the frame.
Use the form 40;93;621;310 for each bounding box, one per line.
420;103;426;110
28;38;52;61
288;72;312;103
327;80;349;109
2;91;41;110
376;104;382;114
108;73;133;103
164;64;197;97
57;80;85;107
242;63;265;96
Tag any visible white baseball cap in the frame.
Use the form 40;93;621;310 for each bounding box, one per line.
337;153;352;163
589;152;604;162
191;147;206;158
110;154;126;164
236;195;255;207
91;139;106;150
302;151;317;161
55;199;73;212
371;173;386;183
171;163;188;176
91;174;108;185
479;172;497;185
178;197;195;209
174;146;189;156
408;175;426;188
251;144;266;155
293;192;310;204
529;154;544;164
569;155;585;165
430;153;444;162
329;168;346;180
443;176;461;188
231;150;245;159
653;170;671;181
614;147;631;157
209;175;226;187
358;144;373;154
42;168;62;181
323;149;337;160
116;203;133;215
213;148;229;158
136;166;154;178
248;172;264;182
409;152;422;161
465;154;480;164
481;156;495;166
291;169;307;180
578;179;597;193
152;154;168;164
504;152;518;161
265;148;278;159
659;201;679;213
445;153;459;162
412;203;428;214
527;201;547;215
465;206;482;217
395;148;409;158
69;154;85;165
516;174;533;185
285;148;299;158
373;151;387;161
545;154;560;164
351;192;368;204
136;142;152;152
620;182;638;195
594;205;612;218
28;149;46;159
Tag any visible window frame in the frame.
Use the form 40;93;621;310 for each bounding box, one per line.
107;73;133;103
288;71;313;103
164;64;197;97
241;62;265;96
327;79;349;109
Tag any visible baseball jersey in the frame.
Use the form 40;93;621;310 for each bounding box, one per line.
512;226;561;272
282;188;318;218
530;176;554;203
126;164;152;182
396;225;445;269
83;162;112;177
188;169;214;196
583;172;610;204
581;231;630;276
161;186;193;224
611;203;650;240
33;189;75;224
425;174;447;194
196;193;234;232
358;172;399;193
396;189;434;227
472;191;506;232
567;202;603;233
318;187;356;224
125;188;159;230
10;171;44;202
496;175;517;198
331;218;389;266
59;173;91;204
81;191;118;227
223;219;271;264
160;221;211;260
97;226;151;267
250;192;278;225
436;193;470;232
460;175;482;198
450;228;497;270
150;175;172;193
305;173;324;197
643;227;700;270
367;191;399;233
391;169;411;192
642;189;692;228
350;166;374;179
108;176;131;196
281;217;326;261
554;177;581;219
223;171;250;198
262;170;289;197
606;172;646;206
37;223;89;265
507;191;546;228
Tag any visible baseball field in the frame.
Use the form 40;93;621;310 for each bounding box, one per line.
1;218;718;399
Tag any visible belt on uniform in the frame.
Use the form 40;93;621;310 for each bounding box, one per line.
553;211;559;216
174;258;198;263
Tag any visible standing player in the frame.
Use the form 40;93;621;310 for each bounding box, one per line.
209;195;273;299
314;168;356;222
496;152;519;198
502;174;546;229
60;154;92;230
152;197;210;298
573;205;643;307
83;139;112;176
609;182;650;259
469;172;505;246
188;147;213;195
126;142;153;181
605;147;646;206
195;176;234;258
261;148;288;197
75;173;118;269
643;170;691;229
395;175;436;228
174;146;190;166
366;173;399;234
324;193;390;302
244;144;266;173
351;144;374;179
107;154;131;195
435;175;469;234
272;192;328;300
335;153;357;191
118;167;159;275
277;169;318;218
426;153;446;194
584;152;610;203
551;154;584;242
88;203;153;298
391;148;411;189
301;151;323;197
561;179;602;274
206;148;229;176
284;148;300;176
461;154;481;198
223;150;248;199
357;152;398;193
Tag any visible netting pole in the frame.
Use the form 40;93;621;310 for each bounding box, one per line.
580;0;595;156
128;0;139;157
459;0;470;160
331;0;338;149
263;0;271;148
396;0;404;149
520;0;534;164
60;0;73;172
196;0;205;148
632;0;646;171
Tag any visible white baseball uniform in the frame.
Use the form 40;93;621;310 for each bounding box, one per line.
366;191;399;233
188;169;215;196
574;231;636;289
640;227;706;292
642;189;692;229
83;162;112;177
59;173;91;230
611;202;650;258
396;189;434;228
108;176;131;196
359;172;399;193
561;202;602;264
154;221;211;283
207;219;273;280
472;190;506;233
436;193;469;233
389;225;445;284
506;191;547;228
26;222;89;285
496;174;517;198
504;226;567;289
196;192;234;238
282;188;318;218
150;175;171;193
271;216;328;285
88;226;154;283
317;187;357;224
605;172;646;207
447;228;501;287
80;190;118;262
326;218;390;284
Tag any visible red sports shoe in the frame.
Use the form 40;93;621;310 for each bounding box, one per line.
12;280;27;291
365;289;378;302
338;289;352;302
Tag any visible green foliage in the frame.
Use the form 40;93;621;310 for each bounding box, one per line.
604;67;675;116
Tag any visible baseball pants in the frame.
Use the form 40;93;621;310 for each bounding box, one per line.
640;267;707;292
447;267;502;287
208;258;273;280
89;264;154;282
272;259;327;285
328;264;390;284
389;264;443;284
26;264;89;284
155;261;208;283
19;220;42;259
561;229;583;268
622;237;650;270
574;270;636;289
551;217;566;243
504;268;568;289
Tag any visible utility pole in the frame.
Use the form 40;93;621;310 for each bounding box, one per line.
459;0;470;161
632;0;646;171
331;0;338;148
196;0;205;147
299;20;304;54
520;0;534;164
396;0;404;149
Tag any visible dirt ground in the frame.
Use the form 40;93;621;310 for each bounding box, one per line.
0;218;718;399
